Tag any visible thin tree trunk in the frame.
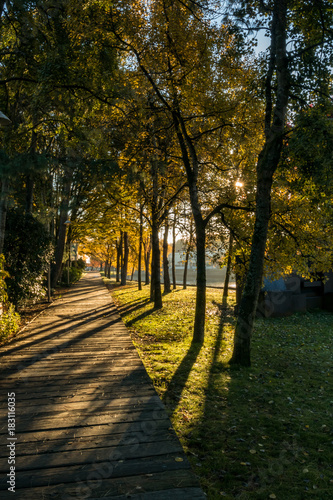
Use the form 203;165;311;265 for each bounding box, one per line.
116;235;121;282
172;212;176;289
121;231;129;285
183;218;193;290
183;253;189;289
163;211;171;294
49;175;55;239
145;235;151;285
25;174;34;214
47;264;51;302
150;246;155;301
222;233;233;308
151;220;162;308
230;0;289;366
0;178;8;255
25;125;37;215
138;204;143;290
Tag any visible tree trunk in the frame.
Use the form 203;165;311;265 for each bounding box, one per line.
47;264;51;302
222;233;233;308
183;218;193;290
151;220;162;309
192;219;206;343
230;0;289;366
26;126;37;215
163;211;171;294
49;175;55;239
25;174;34;214
231;169;274;365
51;175;72;288
234;255;246;315
0;178;8;255
149;151;162;307
116;235;121;282
138;204;143;290
172;110;206;343
172;212;176;289
121;231;129;285
145;236;151;285
183;250;189;289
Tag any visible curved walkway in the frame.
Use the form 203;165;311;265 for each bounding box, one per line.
0;272;205;499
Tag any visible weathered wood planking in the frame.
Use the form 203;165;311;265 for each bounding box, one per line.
0;273;205;499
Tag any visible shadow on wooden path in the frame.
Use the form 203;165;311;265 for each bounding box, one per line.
0;272;205;499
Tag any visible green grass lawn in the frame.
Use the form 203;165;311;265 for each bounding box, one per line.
106;279;333;500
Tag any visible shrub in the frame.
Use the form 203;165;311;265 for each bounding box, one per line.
71;258;86;270
0;303;20;342
3;209;53;308
60;266;83;286
0;254;20;342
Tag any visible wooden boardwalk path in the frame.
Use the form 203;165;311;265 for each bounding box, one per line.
0;272;205;499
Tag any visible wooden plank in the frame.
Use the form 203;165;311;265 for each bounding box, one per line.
0;363;144;376
0;394;163;417
0;454;192;490
0;386;156;402
1;366;147;380
0;469;201;499
0;351;137;361
0;372;150;387
0;418;173;443
0;378;153;390
0;440;184;472
0;409;170;434
90;489;206;500
0;426;178;458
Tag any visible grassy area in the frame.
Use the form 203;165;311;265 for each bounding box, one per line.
106;279;333;500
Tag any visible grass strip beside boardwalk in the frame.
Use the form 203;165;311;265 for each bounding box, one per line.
108;280;333;500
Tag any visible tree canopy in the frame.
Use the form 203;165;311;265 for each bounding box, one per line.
0;0;332;365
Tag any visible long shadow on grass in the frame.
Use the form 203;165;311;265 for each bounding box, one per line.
162;306;230;416
187;311;253;497
161;341;203;414
116;298;151;318
125;306;156;327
